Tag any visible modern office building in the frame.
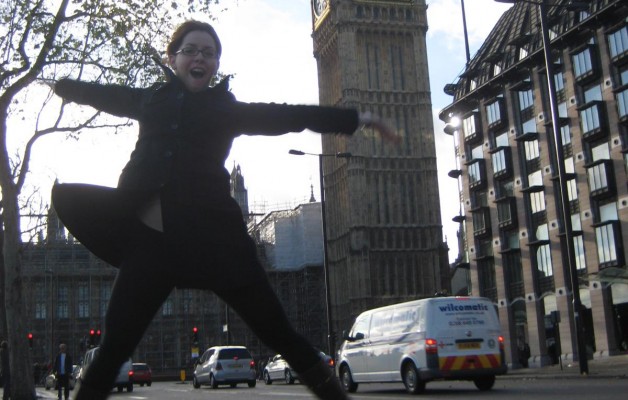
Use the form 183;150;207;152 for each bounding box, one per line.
310;0;448;345
439;0;627;367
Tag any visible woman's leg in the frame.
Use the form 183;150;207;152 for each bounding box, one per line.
76;227;173;399
214;259;349;399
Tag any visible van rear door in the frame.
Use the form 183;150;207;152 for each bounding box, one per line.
428;298;503;375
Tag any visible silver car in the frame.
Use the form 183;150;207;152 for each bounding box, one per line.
263;351;335;385
192;346;256;389
263;354;297;384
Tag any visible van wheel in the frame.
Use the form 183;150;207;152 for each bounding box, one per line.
285;370;295;384
210;374;218;389
339;365;358;393
403;363;425;394
193;376;201;389
473;375;495;391
264;371;272;385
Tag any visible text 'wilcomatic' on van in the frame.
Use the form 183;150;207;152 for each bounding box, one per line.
337;296;507;394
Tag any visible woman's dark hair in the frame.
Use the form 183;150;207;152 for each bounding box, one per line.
167;20;222;57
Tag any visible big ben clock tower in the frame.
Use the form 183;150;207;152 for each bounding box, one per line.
310;0;446;347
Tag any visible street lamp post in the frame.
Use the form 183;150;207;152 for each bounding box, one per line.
495;0;589;374
288;149;352;358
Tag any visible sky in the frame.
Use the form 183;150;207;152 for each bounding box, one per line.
29;0;512;261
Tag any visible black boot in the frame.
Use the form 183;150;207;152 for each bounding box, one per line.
298;358;350;400
73;382;109;400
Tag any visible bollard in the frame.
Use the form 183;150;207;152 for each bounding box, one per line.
180;369;186;383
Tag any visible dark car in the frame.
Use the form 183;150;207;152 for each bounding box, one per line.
131;363;152;387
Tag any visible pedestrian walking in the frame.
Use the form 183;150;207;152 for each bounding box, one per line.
51;19;397;400
52;344;73;400
1;341;10;400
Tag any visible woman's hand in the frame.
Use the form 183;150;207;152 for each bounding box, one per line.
358;111;401;144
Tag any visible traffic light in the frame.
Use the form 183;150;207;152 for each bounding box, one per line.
96;329;101;345
89;329;95;346
27;332;33;348
192;327;199;343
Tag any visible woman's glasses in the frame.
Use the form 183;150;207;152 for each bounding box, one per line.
176;47;218;59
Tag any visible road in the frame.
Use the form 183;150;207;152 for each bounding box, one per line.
38;377;628;399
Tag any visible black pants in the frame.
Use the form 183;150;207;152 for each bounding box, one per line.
82;223;321;393
57;374;70;400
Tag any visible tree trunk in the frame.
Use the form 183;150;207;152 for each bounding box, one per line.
1;167;35;399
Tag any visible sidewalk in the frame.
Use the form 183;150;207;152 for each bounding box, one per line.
502;353;628;380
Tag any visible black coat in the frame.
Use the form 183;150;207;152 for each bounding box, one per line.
52;72;359;271
53;352;73;376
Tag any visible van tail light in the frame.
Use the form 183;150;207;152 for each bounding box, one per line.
498;335;505;351
249;360;255;370
128;370;134;378
327;358;335;368
216;362;223;371
425;338;438;354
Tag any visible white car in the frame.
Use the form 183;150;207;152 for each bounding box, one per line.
263;351;335;385
192;346;256;389
263;354;297;384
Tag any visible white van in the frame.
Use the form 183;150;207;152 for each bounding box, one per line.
337;296;507;394
78;347;133;393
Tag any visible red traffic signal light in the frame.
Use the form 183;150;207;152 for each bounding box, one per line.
27;332;33;348
192;327;198;333
90;329;95;336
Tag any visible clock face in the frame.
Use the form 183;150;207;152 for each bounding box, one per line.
313;0;328;18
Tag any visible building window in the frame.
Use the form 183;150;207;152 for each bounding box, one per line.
390;44;405;90
560;124;572;146
518;89;534;111
521;118;537;136
594;202;622;267
57;285;69;319
100;283;111;317
468;160;486;189
536;243;553;278
519;46;529;60
35;283;46;320
587;161;613;196
494;131;509;148
554;71;565;92
366;43;381;90
491;148;510;177
617;86;628;121
162;298;174;316
579;102;604;138
524;139;540;161
608;25;628;61
472;208;490;236
530;191;546;214
78;283;89;319
486;98;505;127
572;46;596;82
528;170;543;187
497;197;517;228
495;179;514;198
478;259;497;302
596;222;618;266
574;235;587;272
463;113;480;141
